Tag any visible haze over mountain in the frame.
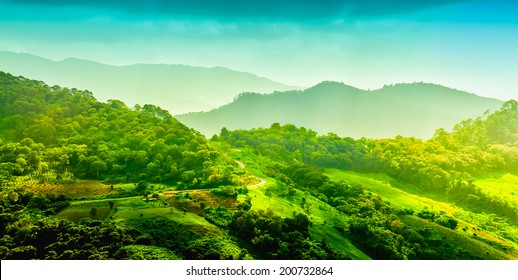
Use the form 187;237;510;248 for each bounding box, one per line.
177;81;504;139
0;51;298;114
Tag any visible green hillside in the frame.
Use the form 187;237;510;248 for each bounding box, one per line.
177;81;503;139
0;51;298;114
1;72;516;260
215;146;517;259
0;71;243;187
0;72;353;260
216;101;518;259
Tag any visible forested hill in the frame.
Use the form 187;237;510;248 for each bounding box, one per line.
0;51;298;114
0;71;240;187
218;99;518;221
177;81;503;139
433;100;518;148
212;101;518;259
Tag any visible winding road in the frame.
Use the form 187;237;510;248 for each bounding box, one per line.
231;149;266;188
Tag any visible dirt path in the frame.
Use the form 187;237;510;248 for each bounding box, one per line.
250;177;267;188
70;195;141;205
230;149;266;188
234;159;246;169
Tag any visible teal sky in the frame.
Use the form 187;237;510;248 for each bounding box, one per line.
0;0;517;100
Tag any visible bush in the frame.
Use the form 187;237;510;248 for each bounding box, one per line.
204;206;233;227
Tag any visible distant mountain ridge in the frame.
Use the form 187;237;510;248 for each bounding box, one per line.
176;81;504;139
0;51;299;114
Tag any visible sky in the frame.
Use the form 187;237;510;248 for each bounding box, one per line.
0;0;517;101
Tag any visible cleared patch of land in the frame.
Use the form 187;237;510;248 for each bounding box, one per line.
25;181;115;198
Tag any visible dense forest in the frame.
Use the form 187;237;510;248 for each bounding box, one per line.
1;71;517;260
0;71;243;187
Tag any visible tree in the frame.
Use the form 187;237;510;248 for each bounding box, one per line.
135;181;149;194
91;160;107;179
220;127;230;138
89;208;97;218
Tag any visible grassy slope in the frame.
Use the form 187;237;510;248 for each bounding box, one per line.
246;180;370;260
475;173;518;209
325;168;518;259
227;150;371;260
325;169;453;212
400;215;509;260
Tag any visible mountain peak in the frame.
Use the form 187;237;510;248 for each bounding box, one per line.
309;81;358;90
308;81;362;92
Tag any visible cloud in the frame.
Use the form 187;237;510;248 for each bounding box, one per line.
6;0;470;20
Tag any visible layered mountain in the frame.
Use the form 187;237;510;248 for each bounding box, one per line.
176;81;504;139
0;51;298;114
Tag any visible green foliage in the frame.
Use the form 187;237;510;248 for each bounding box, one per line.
218;102;518;222
216;105;518;259
1;70;516;260
229;209;347;260
135;181;149;194
26;193;70;215
126;217;192;253
416;210;458;230
185;237;249;260
0;188;134;260
116;245;181;260
204;206;233;227
0;71;241;188
210;186;238;198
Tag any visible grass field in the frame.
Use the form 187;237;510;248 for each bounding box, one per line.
475;173;518;208
57;207;112;221
57;199;115;221
325;168;458;213
118;245;182;260
112;201;225;237
59;193;227;238
310;224;371;260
